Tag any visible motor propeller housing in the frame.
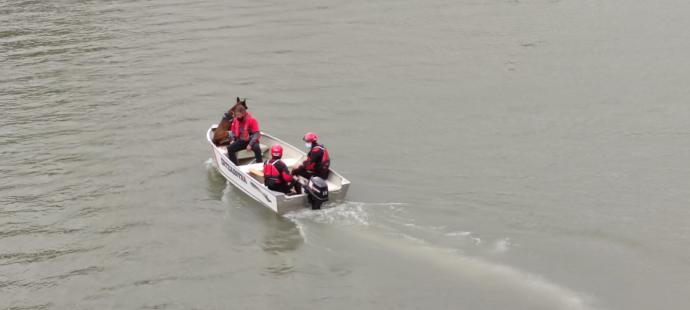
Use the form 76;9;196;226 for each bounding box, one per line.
306;176;329;210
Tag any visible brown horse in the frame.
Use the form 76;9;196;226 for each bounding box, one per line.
212;97;247;146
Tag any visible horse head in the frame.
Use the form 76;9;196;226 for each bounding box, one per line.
224;97;248;119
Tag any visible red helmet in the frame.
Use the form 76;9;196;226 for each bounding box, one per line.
303;132;318;143
270;144;283;158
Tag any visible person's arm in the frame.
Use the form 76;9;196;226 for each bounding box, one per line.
248;132;260;145
248;119;260;145
299;149;312;168
308;147;323;164
277;162;293;183
297;148;320;171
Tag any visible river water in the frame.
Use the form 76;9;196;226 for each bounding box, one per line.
2;0;689;309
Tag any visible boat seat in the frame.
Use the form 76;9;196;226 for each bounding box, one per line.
239;162;265;174
239;158;299;172
282;158;299;168
217;143;269;160
240;158;300;188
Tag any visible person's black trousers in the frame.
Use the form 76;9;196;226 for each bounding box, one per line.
292;166;329;180
226;139;262;164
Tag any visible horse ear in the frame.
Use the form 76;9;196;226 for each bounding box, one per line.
236;97;240;103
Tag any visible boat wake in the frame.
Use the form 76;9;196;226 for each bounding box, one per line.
283;201;404;244
358;230;596;310
206;158;597;309
284;201;404;226
284;200;599;310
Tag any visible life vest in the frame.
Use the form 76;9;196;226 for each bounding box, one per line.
264;159;284;186
306;144;330;174
230;112;259;141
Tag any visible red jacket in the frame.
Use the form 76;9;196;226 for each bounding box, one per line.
264;159;293;185
302;143;330;175
231;112;260;142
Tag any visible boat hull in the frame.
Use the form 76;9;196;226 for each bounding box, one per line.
207;125;350;214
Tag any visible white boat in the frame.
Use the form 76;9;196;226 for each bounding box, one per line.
206;125;351;214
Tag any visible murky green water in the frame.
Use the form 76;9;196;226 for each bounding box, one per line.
2;1;689;309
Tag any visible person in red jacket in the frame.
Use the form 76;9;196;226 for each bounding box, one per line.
227;105;262;164
263;145;295;194
292;132;330;180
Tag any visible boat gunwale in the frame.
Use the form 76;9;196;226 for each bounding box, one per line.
206;124;350;213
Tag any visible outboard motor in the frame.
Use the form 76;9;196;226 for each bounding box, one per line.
305;176;328;210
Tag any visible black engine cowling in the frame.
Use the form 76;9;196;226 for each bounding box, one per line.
306;176;329;210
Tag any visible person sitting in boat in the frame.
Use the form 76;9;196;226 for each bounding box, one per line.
263;145;296;194
227;105;262;164
226;98;247;132
292;132;330;180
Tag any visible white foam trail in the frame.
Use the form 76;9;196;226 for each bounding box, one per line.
285;201;409;226
285;201;373;226
285;201;409;247
493;238;513;253
286;207;369;226
292;219;308;243
344;228;596;310
445;231;472;237
286;201;595;309
219;181;232;203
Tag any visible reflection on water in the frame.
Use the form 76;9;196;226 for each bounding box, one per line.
261;214;303;254
206;159;303;276
204;159;227;201
261;216;303;277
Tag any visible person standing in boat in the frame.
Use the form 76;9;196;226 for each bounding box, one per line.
263;145;296;194
292;132;330;180
226;105;262;164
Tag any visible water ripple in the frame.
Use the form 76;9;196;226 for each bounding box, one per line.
0;246;101;266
